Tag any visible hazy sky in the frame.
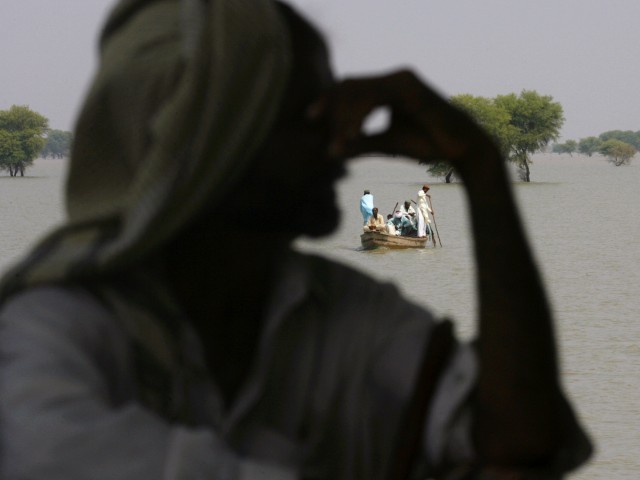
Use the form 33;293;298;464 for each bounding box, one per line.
1;0;638;141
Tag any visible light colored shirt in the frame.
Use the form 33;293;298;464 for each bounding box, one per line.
401;204;416;216
417;190;433;224
364;212;386;231
360;194;374;222
0;252;475;479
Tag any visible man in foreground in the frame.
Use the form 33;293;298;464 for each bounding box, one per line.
0;1;591;479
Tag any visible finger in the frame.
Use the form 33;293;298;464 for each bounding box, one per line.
317;75;401;157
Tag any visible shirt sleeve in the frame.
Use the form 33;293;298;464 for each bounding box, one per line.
424;342;477;466
0;287;296;480
370;323;477;474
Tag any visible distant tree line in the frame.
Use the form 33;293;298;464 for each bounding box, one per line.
428;90;564;183
0;105;73;177
553;130;639;166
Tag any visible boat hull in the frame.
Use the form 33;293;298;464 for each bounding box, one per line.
360;231;429;250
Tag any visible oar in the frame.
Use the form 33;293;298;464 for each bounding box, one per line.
390;202;398;217
426;195;442;247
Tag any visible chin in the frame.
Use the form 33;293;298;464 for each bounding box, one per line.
301;207;341;238
297;184;342;237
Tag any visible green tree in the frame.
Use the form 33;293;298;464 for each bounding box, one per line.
0;130;23;173
552;139;577;155
450;94;516;157
599;130;640;151
598;139;636;166
427;94;516;182
430;91;563;183
429;94;516;183
41;129;73;159
0;105;49;176
577;136;602;157
495;90;564;182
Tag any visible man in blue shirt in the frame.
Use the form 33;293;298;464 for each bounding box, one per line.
360;189;374;224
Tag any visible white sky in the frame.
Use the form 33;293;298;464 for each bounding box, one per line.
1;0;638;141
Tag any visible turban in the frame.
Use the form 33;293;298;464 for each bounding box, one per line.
1;0;291;297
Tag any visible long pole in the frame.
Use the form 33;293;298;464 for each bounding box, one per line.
390;202;398;217
426;196;442;247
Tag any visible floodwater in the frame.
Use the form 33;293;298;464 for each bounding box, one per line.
1;155;639;478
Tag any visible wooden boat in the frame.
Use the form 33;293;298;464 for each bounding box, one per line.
360;231;429;250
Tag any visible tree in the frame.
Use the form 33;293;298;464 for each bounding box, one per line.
494;90;564;182
552;140;577;155
577;136;602;157
428;94;516;183
599;130;640;151
450;94;516;157
0;130;23;174
434;91;564;182
41;129;73;159
598;139;636;166
0;105;49;176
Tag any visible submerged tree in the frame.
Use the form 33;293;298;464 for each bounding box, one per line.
494;91;564;182
431;94;516;182
599;130;640;151
577;136;602;157
598;139;636;166
429;91;563;183
0;105;49;176
552;140;577;156
41;129;73;159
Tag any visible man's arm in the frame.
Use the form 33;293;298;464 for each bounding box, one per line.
311;70;590;469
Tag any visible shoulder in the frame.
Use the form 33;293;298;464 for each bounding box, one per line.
290;250;436;329
0;285;122;351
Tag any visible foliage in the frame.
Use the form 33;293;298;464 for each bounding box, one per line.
552;140;577;155
425;159;456;183
577;136;602;157
494;91;564;182
599;130;640;151
428;91;563;183
429;94;516;183
0;105;49;176
41;129;73;159
450;94;516;158
558;132;638;165
598;139;636;166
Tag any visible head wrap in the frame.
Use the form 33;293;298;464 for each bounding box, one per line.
1;0;291;298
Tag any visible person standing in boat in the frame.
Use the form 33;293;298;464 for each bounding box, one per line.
417;184;435;245
360;189;374;224
363;206;386;232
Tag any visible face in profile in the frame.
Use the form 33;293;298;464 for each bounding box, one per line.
238;6;345;238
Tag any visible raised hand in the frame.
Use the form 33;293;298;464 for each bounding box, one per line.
308;70;500;177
